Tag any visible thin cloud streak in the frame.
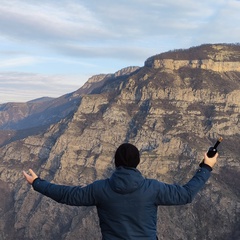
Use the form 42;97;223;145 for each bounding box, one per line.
0;72;83;103
0;1;109;43
0;57;38;68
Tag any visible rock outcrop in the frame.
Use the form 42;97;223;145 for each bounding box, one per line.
145;44;240;72
0;44;239;240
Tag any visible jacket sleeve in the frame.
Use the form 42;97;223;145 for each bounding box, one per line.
32;178;97;206
155;166;211;205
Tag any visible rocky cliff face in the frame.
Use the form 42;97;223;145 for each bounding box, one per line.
0;44;239;240
145;44;240;71
0;66;139;147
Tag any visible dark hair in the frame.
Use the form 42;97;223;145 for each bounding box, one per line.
114;143;140;168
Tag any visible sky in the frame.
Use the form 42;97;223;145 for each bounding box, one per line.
0;0;240;103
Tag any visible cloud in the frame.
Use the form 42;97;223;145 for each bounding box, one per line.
0;0;239;61
0;56;38;68
0;71;84;103
190;0;240;44
0;1;108;43
0;1;231;48
0;0;240;103
55;43;151;60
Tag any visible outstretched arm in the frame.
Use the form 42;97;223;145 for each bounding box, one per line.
156;152;218;205
23;169;96;206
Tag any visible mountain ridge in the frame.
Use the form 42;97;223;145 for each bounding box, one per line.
145;43;240;71
0;43;239;239
0;66;139;146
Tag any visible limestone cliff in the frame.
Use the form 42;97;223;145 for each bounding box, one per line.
145;44;240;71
0;44;239;240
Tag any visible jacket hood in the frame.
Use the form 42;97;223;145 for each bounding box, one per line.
109;167;145;194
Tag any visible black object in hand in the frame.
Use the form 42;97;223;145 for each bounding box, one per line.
207;136;222;157
200;137;223;167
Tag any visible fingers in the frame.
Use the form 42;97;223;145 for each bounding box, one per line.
203;152;218;168
23;171;27;181
23;170;32;184
204;152;219;159
23;169;38;184
29;169;38;178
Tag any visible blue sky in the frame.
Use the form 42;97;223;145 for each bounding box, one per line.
0;0;240;103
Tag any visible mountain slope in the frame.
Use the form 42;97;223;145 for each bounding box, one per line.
0;44;239;240
0;66;139;146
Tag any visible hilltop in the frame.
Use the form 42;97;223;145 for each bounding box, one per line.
0;44;239;240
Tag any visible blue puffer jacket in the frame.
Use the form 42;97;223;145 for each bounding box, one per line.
33;166;211;239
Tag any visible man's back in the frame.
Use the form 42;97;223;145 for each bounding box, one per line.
94;167;158;239
89;165;211;239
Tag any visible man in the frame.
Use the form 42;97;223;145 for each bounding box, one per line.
23;143;218;240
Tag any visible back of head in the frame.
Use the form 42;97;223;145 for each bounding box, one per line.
114;143;140;168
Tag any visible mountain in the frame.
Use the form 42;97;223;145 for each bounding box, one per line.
0;44;239;240
0;66;139;146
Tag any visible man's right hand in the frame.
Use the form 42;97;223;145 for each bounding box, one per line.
23;169;38;185
203;152;218;168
